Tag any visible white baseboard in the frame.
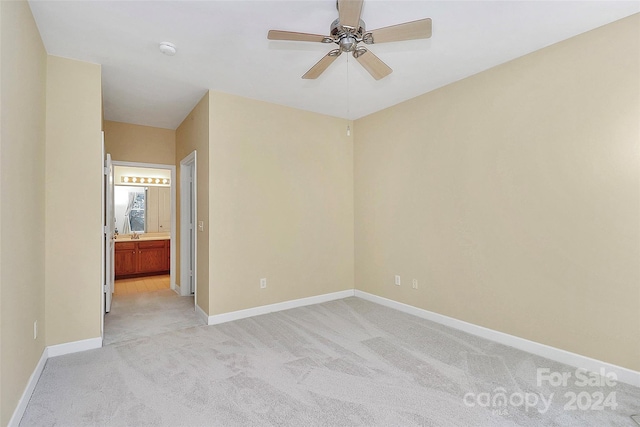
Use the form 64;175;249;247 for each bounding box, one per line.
195;303;208;325
10;289;638;427
206;289;356;325
9;336;102;426
355;290;640;388
7;348;48;427
173;283;181;296
47;337;102;358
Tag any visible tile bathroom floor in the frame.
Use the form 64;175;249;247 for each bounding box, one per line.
114;275;170;295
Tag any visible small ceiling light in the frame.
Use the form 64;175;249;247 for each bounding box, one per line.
159;42;177;56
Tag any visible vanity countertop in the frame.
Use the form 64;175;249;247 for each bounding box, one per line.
115;233;170;242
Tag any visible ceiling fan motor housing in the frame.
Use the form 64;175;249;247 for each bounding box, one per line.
330;18;366;52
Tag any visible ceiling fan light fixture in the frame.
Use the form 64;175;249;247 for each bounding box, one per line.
339;35;357;52
159;42;177;56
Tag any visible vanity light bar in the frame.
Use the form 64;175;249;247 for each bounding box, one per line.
121;176;170;185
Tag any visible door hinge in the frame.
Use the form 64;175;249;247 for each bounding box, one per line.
103;166;109;175
103;225;108;234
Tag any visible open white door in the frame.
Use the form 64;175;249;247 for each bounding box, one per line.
105;154;115;312
180;151;197;301
188;164;195;295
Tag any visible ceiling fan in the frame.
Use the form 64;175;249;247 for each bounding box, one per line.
267;0;432;80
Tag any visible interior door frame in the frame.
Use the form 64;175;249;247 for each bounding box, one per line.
101;134;106;339
179;151;197;307
104;154;114;315
111;160;177;292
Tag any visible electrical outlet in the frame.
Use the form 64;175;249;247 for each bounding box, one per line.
412;279;418;289
260;278;267;289
34;320;38;340
394;275;401;286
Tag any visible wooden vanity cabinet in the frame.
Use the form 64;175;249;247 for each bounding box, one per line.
114;242;136;276
137;240;167;274
166;245;171;271
115;239;170;279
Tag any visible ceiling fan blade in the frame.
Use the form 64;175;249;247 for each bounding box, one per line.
268;30;331;43
302;49;341;79
354;48;392;80
338;0;364;30
363;18;432;44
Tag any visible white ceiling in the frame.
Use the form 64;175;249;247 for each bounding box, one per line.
28;1;639;130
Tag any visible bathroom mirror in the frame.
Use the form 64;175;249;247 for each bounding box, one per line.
114;186;146;233
113;165;172;236
114;185;172;235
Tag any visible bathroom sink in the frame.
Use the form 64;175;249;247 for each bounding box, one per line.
116;233;170;242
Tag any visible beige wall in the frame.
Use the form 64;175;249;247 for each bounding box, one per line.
1;10;636;426
45;56;103;346
354;15;640;371
0;1;47;424
176;93;210;313
104;120;175;165
208;92;354;315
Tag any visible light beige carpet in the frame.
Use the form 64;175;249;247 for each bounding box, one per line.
21;298;640;426
104;289;201;345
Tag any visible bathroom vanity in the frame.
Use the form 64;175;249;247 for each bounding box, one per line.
115;235;170;279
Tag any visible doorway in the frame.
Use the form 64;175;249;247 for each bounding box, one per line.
111;161;176;290
103;160;201;344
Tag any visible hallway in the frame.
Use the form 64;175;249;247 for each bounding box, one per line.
104;276;201;345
